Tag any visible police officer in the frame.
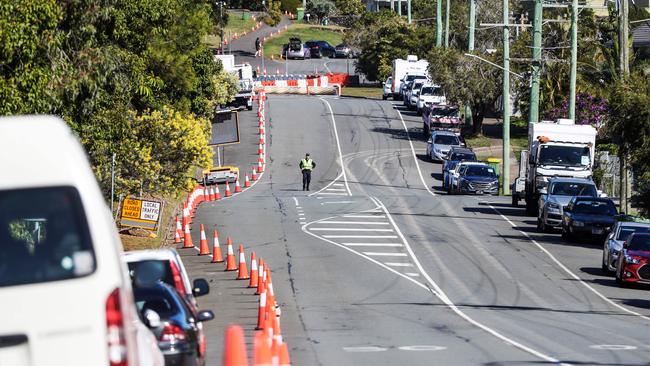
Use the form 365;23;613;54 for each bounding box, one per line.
299;153;316;191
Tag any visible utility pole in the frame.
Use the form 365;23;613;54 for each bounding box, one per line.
568;0;578;120
502;0;511;195
110;152;116;215
465;0;476;129
618;0;630;213
444;0;450;47
528;0;542;125
436;0;442;46
408;0;412;23
398;0;402;16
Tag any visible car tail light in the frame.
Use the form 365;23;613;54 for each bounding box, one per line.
106;288;128;366
169;260;188;295
160;323;187;342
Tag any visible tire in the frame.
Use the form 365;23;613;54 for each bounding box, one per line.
382;95;388;100
511;194;518;207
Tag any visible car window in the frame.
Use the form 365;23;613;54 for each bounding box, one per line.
451;152;476;161
618;226;650;241
573;200;617;215
0;186;95;287
550;182;597;196
128;260;174;288
434;135;460;145
627;235;650;251
464;166;496;177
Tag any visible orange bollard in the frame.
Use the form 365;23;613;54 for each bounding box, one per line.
253;331;272;365
249;252;258;288
258;143;264;154
209;186;215;201
214;184;222;200
234;178;242;193
251;167;258;181
225;237;237;271
257;160;264;173
198;224;210;255
212;230;224;263
279;342;291;366
237;245;250;280
174;230;181;244
223;325;248;366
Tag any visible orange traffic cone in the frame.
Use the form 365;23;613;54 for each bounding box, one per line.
212;230;224;263
209;186;215;201
271;337;281;365
174;230;181;244
198;224;210;255
244;174;251;188
259;125;265;134
225;182;232;197
225;237;237;271
258;143;263;154
253;331;272;365
237;245;250;280
234;178;242;193
259;134;265;145
175;216;182;239
257;160;264;173
214;184;221;200
251;167;258;181
223;325;248;366
183;223;193;248
249;252;258;288
256;288;267;330
279;342;291;366
256;259;265;295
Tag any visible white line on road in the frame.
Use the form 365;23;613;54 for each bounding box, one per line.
316;221;390;225
293;196;299;206
321;201;355;205
320;98;352;196
343;215;386;218
322;235;399;239
325;188;347;191
333;183;344;186
309;228;394;232
405;272;421;277
342;243;403;247
363;252;408;257
384;262;414;267
395;109;436;197
314;192;348;195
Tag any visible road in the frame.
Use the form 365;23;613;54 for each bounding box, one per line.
191;95;650;365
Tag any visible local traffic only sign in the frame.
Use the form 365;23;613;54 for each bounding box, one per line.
120;197;162;230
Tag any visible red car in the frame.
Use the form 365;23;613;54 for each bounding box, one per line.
615;233;650;286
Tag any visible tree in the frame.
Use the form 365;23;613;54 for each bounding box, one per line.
335;0;364;15
307;0;336;21
264;0;283;26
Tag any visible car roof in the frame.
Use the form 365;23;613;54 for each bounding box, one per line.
548;177;594;184
619;222;650;228
449;147;474;154
123;248;179;262
458;161;485;167
431;130;458;136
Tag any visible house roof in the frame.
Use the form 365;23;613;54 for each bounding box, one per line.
633;21;650;48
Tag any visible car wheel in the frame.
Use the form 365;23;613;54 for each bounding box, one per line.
601;251;611;273
382;95;387;100
511;194;518;207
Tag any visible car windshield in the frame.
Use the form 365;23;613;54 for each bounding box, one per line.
434;135;460;145
550;182;597;196
573;200;617;215
538;145;591;167
413;83;423;91
627;235;650;251
464;166;496;177
618;226;650;241
128;260;174;289
421;86;443;96
0;186;95;287
450;152;476;161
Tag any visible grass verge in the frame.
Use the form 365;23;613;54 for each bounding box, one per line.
224;12;257;36
120;194;183;251
263;24;344;59
341;86;383;99
464;135;493;148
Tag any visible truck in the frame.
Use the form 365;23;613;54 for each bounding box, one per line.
391;55;429;99
422;104;462;136
511;119;598;215
214;54;255;110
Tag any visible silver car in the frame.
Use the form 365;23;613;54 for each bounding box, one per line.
426;130;462;162
286;38;308;59
537;177;598;232
602;221;650;273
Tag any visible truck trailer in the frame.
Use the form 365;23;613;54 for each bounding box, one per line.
214;54;255;110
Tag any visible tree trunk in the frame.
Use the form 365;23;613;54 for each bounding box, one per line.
472;110;485;135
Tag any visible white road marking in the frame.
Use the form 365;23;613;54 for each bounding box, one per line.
326;188;347;191
343;215;386;218
321;201;355;205
309;228;394;232
320;98;352;195
384;262;414;267
293;197;299;206
298;213;305;216
343;346;387;352
333;183;344;186
316;221;390;225
405;272;421;277
314;192;348;195
342;243;403;247
363;252;408;257
589;345;637;351
322;235;399;239
395;109;436;197
398;345;446;351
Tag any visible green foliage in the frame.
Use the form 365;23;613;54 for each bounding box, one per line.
263;24;344;57
281;0;302;13
334;0;364;16
307;0;337;20
264;0;283;26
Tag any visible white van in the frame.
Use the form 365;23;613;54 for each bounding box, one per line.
0;116;147;366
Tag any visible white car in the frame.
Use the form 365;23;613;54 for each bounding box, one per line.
416;85;446;114
382;76;393;100
407;81;425;109
0;116;156;366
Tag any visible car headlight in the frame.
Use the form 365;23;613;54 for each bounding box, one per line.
573;221;585;227
490;181;499;186
625;255;640;264
547;202;561;212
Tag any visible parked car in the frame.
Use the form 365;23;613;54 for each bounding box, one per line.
537;177;598;232
561;196;618;241
451;163;499;195
442;147;477;189
306;40;335;58
426;130;462;162
407;81;425;109
382;76;393;100
602;219;650;273
334;43;352;58
134;282;214;366
285;37;309;59
399;73;427;99
416;85;446;115
615;233;650;286
0;116;151;366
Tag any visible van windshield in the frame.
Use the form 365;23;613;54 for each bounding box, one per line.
0;187;95;287
538;145;591;167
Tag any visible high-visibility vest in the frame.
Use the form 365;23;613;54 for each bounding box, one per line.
301;158;314;171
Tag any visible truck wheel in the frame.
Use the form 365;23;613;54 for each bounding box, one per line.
247;104;253;111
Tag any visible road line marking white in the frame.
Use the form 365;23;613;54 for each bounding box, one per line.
369;195;569;365
485;202;650;322
320;201;355;205
322;235;399;239
405;272;421;277
317;221;390;225
342;243;404;247
293;197;299;206
589;345;637;351
398;345;446;351
395;109;436;197
298;213;305;216
320;98;352;196
343;215;386;218
315;192;348;195
333;183;344;186
384;262;414;267
309;228;394;232
363;252;408;257
326;188;347;191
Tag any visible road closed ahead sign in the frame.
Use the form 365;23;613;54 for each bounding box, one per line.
120;197;162;230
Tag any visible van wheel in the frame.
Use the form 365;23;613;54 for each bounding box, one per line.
382;95;387;100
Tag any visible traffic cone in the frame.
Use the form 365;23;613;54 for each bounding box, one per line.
256;259;265;295
244;174;251;188
259;125;265;134
214;184;222;200
279;343;291;366
183;223;193;248
225;182;232;197
175;216;182;238
237;245;250;280
259;132;265;144
174;229;181;244
252;167;258;181
198;224;210;255
234;178;242;193
212;230;224;263
253;331;272;365
249;252;258;288
223;325;248;366
209;186;215;201
271;337;281;365
256;289;267;330
225;237;237;271
257;159;264;173
263;68;267;75
258;143;263;154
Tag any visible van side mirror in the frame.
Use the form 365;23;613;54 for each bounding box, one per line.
193;278;210;297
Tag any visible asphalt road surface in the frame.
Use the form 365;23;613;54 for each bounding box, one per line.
191;95;650;365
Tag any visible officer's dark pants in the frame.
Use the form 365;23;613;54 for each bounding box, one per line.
302;170;311;190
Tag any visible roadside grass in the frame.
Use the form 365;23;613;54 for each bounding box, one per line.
120;194;183;251
263;24;344;59
224;12;257;36
464;134;492;148
341;86;383;99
